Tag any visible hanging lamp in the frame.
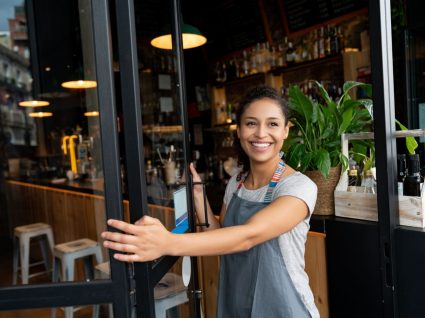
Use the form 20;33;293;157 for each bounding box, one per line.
151;23;207;50
19;100;50;107
29;112;53;118
84;111;99;117
61;80;97;89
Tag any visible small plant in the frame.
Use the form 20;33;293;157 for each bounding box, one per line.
284;81;373;178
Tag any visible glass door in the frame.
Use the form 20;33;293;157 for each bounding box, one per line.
0;0;133;317
114;0;201;316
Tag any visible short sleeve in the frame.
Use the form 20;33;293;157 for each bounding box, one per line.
273;172;318;215
223;174;238;208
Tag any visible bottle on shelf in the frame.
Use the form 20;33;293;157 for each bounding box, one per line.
347;156;358;192
285;39;295;65
312;30;319;60
361;169;376;193
145;159;153;184
324;25;331;56
397;154;407;196
330;26;339;55
318;27;325;58
403;154;423;197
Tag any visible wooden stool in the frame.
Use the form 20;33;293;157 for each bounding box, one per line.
93;262;188;318
51;238;103;318
12;222;54;284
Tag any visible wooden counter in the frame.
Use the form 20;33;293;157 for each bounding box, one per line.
5;179;174;264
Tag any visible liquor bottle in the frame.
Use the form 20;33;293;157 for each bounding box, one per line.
361;169;376;193
347;156;358;192
318;27;325;58
336;26;345;53
330;26;339;55
324;25;331;56
397;154;407;195
242;50;250;77
347;168;358;192
403;154;423;196
285;40;295;64
312;30;319;60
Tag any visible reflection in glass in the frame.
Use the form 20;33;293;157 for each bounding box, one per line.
154;259;189;317
133;0;190;234
0;1;111;288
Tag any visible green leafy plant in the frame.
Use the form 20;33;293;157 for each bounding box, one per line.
284;81;373;178
395;119;418;155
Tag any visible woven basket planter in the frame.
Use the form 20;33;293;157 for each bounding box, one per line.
305;166;341;215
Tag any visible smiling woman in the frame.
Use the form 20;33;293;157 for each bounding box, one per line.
102;86;320;318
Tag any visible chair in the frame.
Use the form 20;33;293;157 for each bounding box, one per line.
12;222;54;284
51;238;103;318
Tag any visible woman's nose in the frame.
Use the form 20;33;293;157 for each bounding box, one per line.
254;124;267;137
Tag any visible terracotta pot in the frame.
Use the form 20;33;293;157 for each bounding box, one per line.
304;166;342;215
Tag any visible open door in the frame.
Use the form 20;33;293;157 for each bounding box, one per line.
114;0;202;317
0;0;133;317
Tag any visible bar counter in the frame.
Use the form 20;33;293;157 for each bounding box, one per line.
5;178;175;255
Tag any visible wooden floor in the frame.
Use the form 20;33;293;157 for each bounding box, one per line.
0;237;109;318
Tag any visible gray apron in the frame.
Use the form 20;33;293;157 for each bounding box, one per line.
216;162;311;318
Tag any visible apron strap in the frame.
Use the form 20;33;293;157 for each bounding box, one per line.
263;160;285;203
235;160;286;203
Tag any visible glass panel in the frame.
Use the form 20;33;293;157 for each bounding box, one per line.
131;1;191;316
0;1;114;286
153;258;189;317
392;4;425;225
0;304;113;318
133;0;189;234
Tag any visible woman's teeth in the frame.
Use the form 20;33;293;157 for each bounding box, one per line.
251;142;271;148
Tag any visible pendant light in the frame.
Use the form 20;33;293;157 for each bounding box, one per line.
84;111;99;117
61;80;97;89
28;112;53;118
151;23;207;50
19;100;50;107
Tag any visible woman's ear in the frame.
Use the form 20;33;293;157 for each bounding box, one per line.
236;127;240;138
283;124;289;140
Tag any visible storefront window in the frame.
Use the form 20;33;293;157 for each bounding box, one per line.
0;0;110;289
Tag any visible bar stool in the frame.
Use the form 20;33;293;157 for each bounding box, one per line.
12;222;55;284
93;262;188;318
51;238;103;318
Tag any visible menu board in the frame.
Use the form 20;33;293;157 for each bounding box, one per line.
282;0;368;33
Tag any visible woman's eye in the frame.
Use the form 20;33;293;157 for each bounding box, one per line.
269;122;279;127
246;121;256;126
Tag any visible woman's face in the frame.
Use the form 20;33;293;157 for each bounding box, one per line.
237;98;289;165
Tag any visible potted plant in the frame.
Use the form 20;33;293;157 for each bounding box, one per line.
283;81;373;214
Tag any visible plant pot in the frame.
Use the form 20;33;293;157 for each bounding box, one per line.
304;166;341;216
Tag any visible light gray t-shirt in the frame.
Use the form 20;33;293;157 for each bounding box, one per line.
223;171;319;318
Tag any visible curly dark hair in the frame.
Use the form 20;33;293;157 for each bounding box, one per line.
234;85;290;174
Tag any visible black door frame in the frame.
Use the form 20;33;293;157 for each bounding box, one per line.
369;0;399;316
0;0;132;316
115;0;201;316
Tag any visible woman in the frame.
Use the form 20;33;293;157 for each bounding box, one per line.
102;86;319;317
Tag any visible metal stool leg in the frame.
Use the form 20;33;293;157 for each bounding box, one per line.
39;235;51;274
19;235;30;284
12;236;19;285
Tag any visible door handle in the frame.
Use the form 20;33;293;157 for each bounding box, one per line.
192;180;210;228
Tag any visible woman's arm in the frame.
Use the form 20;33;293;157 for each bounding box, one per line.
101;194;309;262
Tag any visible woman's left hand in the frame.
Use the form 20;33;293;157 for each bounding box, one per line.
101;216;173;262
